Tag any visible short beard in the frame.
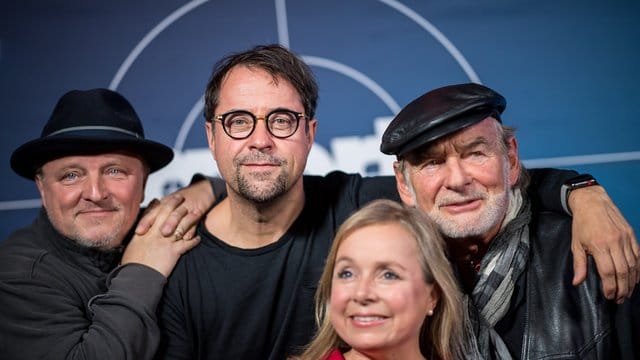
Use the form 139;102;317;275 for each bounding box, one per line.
402;160;511;239
231;151;291;204
428;190;508;239
427;161;511;239
235;170;288;203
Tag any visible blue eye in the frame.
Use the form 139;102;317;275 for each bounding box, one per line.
383;271;399;280
62;172;78;181
337;270;352;279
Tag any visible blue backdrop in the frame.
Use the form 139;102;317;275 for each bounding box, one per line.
1;0;639;241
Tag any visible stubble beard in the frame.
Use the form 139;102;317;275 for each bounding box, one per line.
59;211;126;250
75;223;123;249
235;167;289;204
231;151;291;204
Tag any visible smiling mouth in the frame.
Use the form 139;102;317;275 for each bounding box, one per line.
351;316;386;322
439;198;483;214
443;198;478;206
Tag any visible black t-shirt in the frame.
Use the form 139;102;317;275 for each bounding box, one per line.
156;172;398;360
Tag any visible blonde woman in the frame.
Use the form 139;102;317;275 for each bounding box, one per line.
297;199;468;360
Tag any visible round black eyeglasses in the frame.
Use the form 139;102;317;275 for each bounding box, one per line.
212;109;307;139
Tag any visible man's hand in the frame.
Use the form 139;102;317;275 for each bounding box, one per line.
135;179;215;240
569;185;639;303
122;195;200;277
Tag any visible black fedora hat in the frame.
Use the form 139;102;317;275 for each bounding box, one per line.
380;83;506;156
10;88;174;180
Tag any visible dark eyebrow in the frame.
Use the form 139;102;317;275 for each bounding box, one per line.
269;107;302;114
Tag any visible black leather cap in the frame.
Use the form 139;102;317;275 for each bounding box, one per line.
380;83;506;156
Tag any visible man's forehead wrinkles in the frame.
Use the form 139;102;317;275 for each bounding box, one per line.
421;134;488;156
452;136;490;151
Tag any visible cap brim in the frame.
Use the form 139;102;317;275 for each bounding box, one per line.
388;109;494;156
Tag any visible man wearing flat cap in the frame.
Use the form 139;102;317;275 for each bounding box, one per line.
0;88;211;359
382;83;639;358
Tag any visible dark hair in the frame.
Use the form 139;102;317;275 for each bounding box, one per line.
203;44;319;121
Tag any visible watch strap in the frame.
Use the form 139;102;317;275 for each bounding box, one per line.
560;174;599;215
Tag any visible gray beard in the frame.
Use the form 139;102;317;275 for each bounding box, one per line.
429;190;509;239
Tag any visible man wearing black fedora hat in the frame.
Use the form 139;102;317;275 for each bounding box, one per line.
382;83;639;358
0;88;210;359
154;45;638;360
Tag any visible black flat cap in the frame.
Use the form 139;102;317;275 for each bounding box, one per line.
11;88;174;180
380;83;506;156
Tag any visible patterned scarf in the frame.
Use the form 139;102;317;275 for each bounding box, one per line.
463;189;531;359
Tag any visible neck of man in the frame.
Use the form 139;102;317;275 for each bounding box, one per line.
205;181;306;249
447;231;499;292
448;232;495;268
448;188;522;290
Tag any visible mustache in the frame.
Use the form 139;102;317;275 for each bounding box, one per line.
234;152;286;166
436;191;486;207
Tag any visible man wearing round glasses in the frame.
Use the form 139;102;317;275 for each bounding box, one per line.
203;59;317;209
214;108;307;140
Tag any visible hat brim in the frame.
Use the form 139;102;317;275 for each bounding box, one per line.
11;134;173;180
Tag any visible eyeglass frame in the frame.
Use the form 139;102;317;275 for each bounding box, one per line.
210;108;308;140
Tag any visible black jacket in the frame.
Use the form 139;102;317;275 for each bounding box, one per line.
0;209;167;359
495;209;639;359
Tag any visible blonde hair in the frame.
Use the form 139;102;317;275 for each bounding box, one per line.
297;199;466;360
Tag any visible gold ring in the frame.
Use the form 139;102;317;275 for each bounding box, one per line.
174;226;185;241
